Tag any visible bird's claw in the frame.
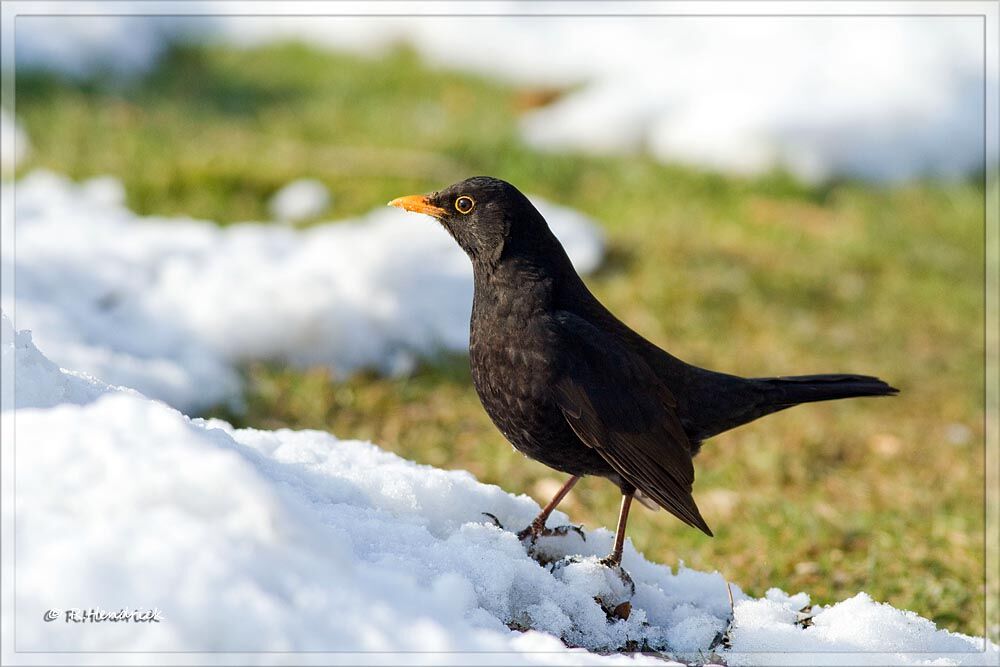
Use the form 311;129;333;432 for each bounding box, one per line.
516;523;586;545
549;555;636;621
548;554;583;573
482;515;586;565
597;557;636;597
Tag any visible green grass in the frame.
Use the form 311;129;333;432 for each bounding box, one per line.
15;42;988;637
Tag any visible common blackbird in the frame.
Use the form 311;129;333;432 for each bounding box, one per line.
389;176;897;567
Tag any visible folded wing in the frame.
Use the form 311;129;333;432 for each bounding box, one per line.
550;311;712;536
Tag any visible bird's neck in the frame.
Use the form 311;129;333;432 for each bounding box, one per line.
475;255;551;299
472;242;587;321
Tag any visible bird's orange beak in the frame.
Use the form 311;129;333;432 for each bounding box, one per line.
387;194;447;219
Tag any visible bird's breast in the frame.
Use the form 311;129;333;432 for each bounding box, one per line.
469;304;559;441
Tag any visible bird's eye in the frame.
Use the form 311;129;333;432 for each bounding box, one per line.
455;195;475;214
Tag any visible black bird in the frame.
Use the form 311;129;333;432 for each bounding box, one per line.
389;176;897;567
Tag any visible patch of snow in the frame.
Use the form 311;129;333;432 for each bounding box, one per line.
12;11;994;182
514;17;989;184
726;589;991;666
268;178;331;223
8;316;997;662
5;170;604;412
13;11;191;79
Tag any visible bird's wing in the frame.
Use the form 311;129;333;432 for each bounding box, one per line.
550;310;712;536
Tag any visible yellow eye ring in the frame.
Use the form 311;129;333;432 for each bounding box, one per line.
455;196;475;214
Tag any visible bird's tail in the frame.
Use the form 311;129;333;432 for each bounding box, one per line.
753;374;898;411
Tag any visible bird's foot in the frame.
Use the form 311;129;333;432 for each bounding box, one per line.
550;555;636;622
548;553;584;575
517;522;586;566
482;513;585;564
597;556;636;598
484;513;585;545
516;522;586;545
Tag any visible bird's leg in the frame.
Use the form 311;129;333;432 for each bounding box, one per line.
550;492;636;614
601;492;634;567
599;492;636;596
516;475;584;543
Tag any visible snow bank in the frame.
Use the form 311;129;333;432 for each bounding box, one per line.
7;314;996;663
4;170;604;412
12;10;993;182
15;393;701;657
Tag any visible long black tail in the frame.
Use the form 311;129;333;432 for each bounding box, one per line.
684;372;898;442
754;373;899;410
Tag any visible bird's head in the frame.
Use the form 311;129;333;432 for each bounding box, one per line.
389;176;550;266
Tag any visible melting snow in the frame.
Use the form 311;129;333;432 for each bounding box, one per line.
3;170;604;412
12;11;995;182
5;312;996;663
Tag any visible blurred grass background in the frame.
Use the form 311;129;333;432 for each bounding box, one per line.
15;42;986;635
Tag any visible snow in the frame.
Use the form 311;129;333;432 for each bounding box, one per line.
0;312;128;409
6;312;997;663
268;178;331;223
11;8;995;182
726;590;991;666
4;170;604;413
514;17;989;183
12;11;187;79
